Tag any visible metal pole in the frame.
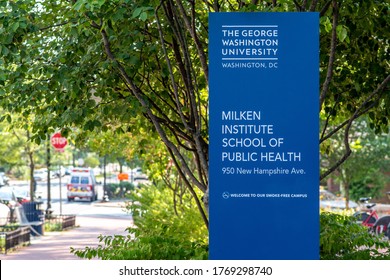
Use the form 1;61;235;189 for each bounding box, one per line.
103;155;107;201
46;137;51;217
59;164;62;216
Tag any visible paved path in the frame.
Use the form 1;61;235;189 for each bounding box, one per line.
0;213;133;260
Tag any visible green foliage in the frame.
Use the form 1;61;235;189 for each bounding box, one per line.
0;224;20;232
0;122;26;171
1;1;390;255
71;184;208;260
105;182;135;199
44;222;62;232
320;211;390;260
349;177;387;202
0;0;388;200
0;235;4;249
83;154;100;168
322;119;390;202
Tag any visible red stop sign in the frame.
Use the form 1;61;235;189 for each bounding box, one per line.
51;132;68;151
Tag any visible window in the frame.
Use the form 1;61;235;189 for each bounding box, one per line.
70;176;80;184
80;177;89;184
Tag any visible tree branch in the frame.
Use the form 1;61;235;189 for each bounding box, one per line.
320;93;341;140
174;0;209;85
293;0;304;11
167;146;209;228
99;21;207;199
320;0;332;16
320;73;390;179
157;2;209;181
39;20;74;31
309;0;319;11
319;0;338;110
320;74;390;144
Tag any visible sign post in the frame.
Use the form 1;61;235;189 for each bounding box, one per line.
50;132;68;216
209;12;319;260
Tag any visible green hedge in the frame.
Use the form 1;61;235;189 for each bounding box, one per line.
71;184;208;260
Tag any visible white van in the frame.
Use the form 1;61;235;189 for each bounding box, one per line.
67;168;98;202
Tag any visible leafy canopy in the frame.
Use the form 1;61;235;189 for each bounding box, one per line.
0;1;389;226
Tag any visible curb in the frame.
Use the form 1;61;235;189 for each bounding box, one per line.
92;200;130;208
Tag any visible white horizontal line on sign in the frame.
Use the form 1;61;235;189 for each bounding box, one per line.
222;25;278;28
222;58;278;60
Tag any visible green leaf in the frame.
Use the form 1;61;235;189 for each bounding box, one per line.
11;22;19;32
336;25;348;43
73;0;85;11
97;0;106;7
320;16;332;33
140;12;148;22
0;71;6;81
132;7;143;19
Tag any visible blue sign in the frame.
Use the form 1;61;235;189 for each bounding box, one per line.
209;12;319;260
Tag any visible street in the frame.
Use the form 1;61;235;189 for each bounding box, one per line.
1;177;133;260
10;175;125;216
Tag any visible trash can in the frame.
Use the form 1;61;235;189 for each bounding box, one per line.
22;201;44;236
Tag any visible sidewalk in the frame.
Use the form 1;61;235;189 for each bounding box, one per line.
0;201;133;260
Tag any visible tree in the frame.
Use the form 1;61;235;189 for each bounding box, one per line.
318;0;390;179
322;118;390;206
0;119;26;174
1;1;389;229
0;113;47;200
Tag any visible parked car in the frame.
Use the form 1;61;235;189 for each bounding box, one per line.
320;189;358;212
0;186;20;222
0;202;10;226
12;188;31;204
51;166;69;177
33;168;58;181
0;172;9;187
0;187;18;206
64;166;74;176
33;169;48;181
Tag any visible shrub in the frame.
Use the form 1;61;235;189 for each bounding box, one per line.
105;182;135;199
44;222;62;232
320;211;390;260
71;184;208;260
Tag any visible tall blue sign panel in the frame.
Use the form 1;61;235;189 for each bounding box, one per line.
209;12;319;260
